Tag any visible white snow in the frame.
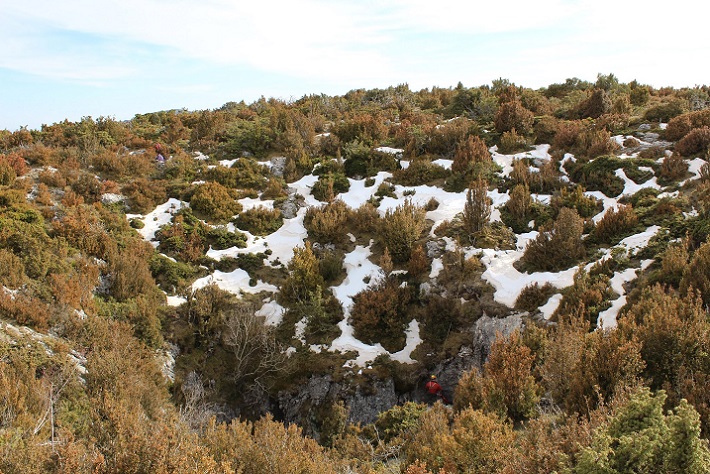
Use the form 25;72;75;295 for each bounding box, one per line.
166;295;187;307
126;198;187;246
122;142;679;367
615;168;660;196
193;152;209;160
540;294;563;320
431;158;453;170
192;269;278;295
375;146;403;156
481;249;577;308
219;158;238;167
256;299;286;326
596;259;654;329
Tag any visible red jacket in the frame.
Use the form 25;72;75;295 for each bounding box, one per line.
425;380;442;395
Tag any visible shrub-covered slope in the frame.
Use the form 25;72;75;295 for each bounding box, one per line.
1;77;710;472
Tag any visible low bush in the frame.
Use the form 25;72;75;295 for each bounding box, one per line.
564;155;626;198
311;172;350;201
515;282;556;312
644;98;687;123
233;207;283;235
190;181;242;223
659;153;688;183
350;279;413;352
550;185;602;218
304;199;351;244
392;158;449;186
665;108;710;140
205;225;247;250
519;207;585;272
378;199;427;263
590;204;639;245
675;127;710;156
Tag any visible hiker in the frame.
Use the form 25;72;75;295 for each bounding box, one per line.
425;375;450;404
154;144;165;165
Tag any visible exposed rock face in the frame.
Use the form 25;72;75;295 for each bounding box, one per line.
419;312;526;403
270;156;288;177
277;374;397;440
470;312;524;369
276;313;526;436
276;187;301;219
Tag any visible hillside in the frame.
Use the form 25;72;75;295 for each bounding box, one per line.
1;77;710;473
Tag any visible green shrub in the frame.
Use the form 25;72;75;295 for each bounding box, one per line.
551;186;602;218
235;252;266;276
644;98;687;123
373;402;427;443
552;269;614;328
304;200;351;244
498;129;527;154
311;172;350;202
533;115;560;144
515;282;556;312
318;250;344;285
205;225;247;250
590;204;639;245
519;207;585;272
233;207;283;235
149;253;199;292
205;157;269;190
375;182;396;198
190;181;242;223
392;158;449;186
378;199;427;263
564;155;626;197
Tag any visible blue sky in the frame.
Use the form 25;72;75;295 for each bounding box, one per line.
1;0;708;130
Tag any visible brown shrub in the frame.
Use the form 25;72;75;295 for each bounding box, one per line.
592;204;639;245
0;152;28;176
515;282;556;312
596;113;630;133
578;129;620;159
350;279;412;352
452;135;490;174
190;181;242;223
0;249;26;288
576;89;612;119
494;100;534;135
498;129;527;154
552;121;582;152
304;200;351;243
122;178;168;214
659;153;688;182
622;137;641;148
665;108;710;141
38;168;67;188
533;115;560;145
638;145;667;159
0;291;51;330
675;126;710;156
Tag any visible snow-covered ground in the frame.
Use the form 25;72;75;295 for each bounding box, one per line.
125;142;690;366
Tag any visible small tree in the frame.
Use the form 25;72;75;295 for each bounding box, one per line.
520;207;585;272
280;242;324;304
379;199;427;263
452;135;490;174
462;178;491;237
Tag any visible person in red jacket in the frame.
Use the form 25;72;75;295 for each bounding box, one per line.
425;375;450;404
